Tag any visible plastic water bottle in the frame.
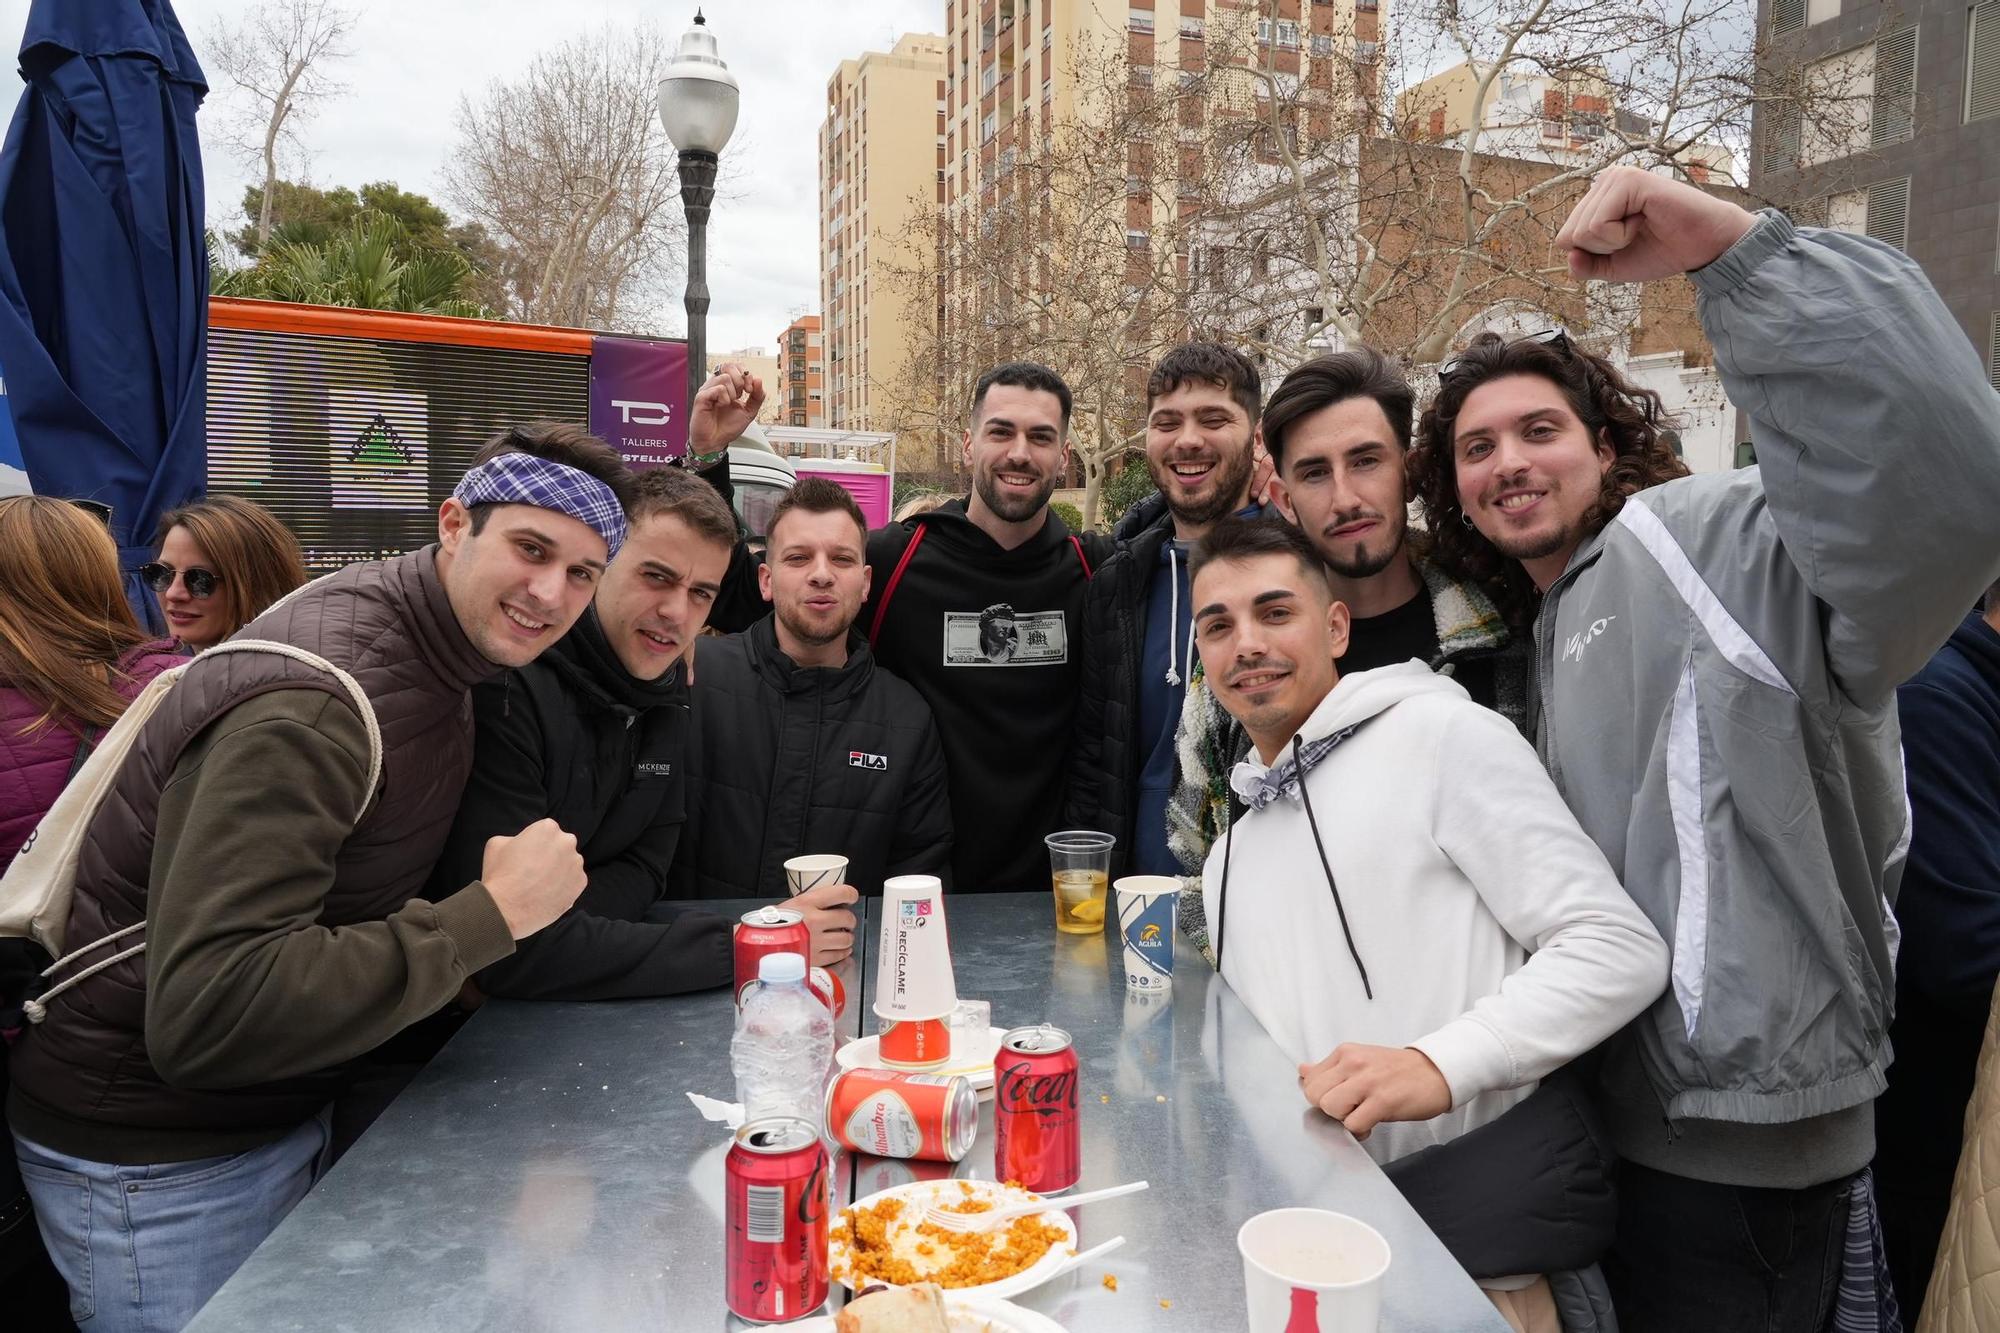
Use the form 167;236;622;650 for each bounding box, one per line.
730;951;834;1126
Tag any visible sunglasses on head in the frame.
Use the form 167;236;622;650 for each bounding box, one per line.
67;498;114;526
1438;327;1573;383
140;562;222;599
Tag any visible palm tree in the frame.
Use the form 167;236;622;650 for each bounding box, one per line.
208;214;490;317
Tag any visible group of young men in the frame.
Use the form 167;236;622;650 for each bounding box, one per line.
8;168;2000;1333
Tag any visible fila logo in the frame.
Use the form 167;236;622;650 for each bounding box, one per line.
848;751;888;771
1562;615;1620;663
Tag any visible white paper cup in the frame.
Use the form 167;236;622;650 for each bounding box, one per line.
873;875;957;1023
783;853;849;897
1114;875;1180;991
1238;1208;1391;1332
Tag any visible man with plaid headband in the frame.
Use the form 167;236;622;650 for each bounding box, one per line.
8;422;633;1332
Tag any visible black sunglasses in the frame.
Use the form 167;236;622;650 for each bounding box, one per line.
140;562;222;599
1438;327;1573;382
67;498;114;526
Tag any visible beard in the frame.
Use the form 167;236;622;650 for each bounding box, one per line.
1480;520;1572;565
775;601;852;650
1314;506;1408;580
1149;438;1258;530
973;467;1058;523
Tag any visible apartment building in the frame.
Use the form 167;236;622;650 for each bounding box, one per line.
775;315;827;428
1398;61;1735;181
820;33;949;437
1753;0;2000;383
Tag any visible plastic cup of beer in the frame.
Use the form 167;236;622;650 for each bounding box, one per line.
1238;1208;1391;1332
1043;831;1115;934
1114;875;1180;990
784;853;849;897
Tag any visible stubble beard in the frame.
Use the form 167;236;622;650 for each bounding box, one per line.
974;468;1056;523
1153;441;1257;531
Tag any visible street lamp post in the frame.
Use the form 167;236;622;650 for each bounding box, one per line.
657;9;740;445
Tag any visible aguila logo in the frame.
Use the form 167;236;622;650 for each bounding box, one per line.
997;1059;1078;1116
1139;923;1161;944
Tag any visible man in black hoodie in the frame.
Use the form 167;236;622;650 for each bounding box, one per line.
433;467;855;998
861;362;1114;894
674;479;952;904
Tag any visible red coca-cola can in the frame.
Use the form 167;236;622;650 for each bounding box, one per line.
825;1069;979;1162
994;1024;1081;1194
735;907;809;1007
725;1116;829;1323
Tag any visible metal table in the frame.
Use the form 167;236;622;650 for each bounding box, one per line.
190;893;1507;1331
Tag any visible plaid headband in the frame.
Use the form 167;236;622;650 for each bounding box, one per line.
452;453;627;561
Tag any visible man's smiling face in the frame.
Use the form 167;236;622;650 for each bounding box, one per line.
1145;380;1257;530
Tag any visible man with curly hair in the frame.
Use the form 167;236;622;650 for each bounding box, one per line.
1407;167;2000;1331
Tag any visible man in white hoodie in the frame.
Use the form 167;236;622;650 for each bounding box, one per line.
1190;512;1667;1167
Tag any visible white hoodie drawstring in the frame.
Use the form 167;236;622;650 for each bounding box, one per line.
1165;545;1197;687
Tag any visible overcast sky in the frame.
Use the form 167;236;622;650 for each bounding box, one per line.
5;0;943;353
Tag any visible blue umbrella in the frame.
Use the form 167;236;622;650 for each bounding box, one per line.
0;0;207;631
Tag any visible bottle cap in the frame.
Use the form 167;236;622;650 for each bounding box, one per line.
759;951;807;984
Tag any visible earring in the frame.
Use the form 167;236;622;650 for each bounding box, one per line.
1460;511;1475;529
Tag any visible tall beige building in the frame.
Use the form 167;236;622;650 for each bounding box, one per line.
819;32;948;437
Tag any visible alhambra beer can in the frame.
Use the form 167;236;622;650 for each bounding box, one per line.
734;906;809;1008
825;1069;979;1162
724;1116;829;1322
994;1024;1081;1193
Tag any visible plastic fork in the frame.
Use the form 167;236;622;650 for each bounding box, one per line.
921;1180;1150;1233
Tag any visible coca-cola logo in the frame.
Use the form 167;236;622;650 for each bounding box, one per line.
997;1059;1078;1116
798;1149;826;1226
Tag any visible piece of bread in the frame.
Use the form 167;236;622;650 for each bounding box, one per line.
833;1282;951;1333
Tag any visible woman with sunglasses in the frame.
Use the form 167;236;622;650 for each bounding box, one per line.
145;494;307;651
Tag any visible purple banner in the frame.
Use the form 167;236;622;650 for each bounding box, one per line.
588;336;690;466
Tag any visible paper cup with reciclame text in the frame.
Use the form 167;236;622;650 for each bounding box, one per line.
874;875;956;1069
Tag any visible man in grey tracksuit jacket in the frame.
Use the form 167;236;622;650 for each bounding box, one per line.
1415;168;2000;1330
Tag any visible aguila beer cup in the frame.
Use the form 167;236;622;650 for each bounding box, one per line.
994;1024;1081;1193
734;906;809;1008
825;1069;979;1162
725;1116;829;1322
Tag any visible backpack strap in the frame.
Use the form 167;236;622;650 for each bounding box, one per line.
867;523;930;649
1070;534;1094;580
23;640;384;1024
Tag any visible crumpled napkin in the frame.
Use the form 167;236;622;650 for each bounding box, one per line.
687;1091;744;1129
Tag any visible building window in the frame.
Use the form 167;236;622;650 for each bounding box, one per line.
1989;311;2000;390
1970;2;2000;124
1870;28;1917;146
1865;176;1911;250
981;111;998;142
1128;8;1154;34
1807;0;1839;22
1278;21;1301;49
1763;101;1802;172
1771;0;1804;35
1126;228;1150;249
1354;40;1379;65
1180;17;1204;39
1310;33;1334;56
1131;63;1154;87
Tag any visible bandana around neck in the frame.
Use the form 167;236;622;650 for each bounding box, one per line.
451;453;627;560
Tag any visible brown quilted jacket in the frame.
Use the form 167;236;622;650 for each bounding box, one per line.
1919;978;2000;1331
7;548;513;1163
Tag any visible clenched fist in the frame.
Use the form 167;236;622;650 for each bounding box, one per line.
1555;165;1759;284
482;817;587;939
792;882;860;968
691;363;766;454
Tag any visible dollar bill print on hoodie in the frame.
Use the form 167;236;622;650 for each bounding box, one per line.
943;603;1069;666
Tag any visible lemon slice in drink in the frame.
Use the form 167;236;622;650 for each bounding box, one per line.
1068;897;1106;924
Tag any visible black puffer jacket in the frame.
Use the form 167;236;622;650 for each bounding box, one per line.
1062;495;1176;880
673;617;952;897
431;607;732;1001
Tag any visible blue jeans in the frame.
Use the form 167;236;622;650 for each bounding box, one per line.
13;1112;330;1332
